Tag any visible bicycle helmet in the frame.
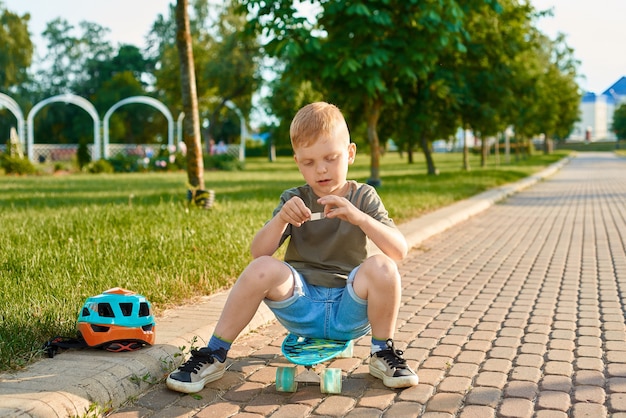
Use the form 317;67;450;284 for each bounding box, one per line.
77;287;156;352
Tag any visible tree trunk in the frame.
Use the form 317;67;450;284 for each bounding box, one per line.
543;133;552;154
366;99;382;187
407;136;414;164
480;133;487;168
176;0;204;191
495;132;500;167
419;132;438;175
463;127;470;171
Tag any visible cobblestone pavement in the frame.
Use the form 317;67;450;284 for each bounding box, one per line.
110;152;626;418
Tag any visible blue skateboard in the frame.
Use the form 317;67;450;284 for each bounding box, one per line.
276;333;353;394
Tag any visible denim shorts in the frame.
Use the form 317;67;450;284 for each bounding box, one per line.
263;263;371;341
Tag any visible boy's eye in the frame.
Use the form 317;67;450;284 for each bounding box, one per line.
325;155;338;161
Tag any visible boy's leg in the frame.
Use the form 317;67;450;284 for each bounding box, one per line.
351;254;419;388
351;254;401;340
166;256;294;393
213;256;294;341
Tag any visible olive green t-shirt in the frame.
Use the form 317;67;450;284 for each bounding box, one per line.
272;180;398;288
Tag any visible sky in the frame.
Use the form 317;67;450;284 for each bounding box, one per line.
3;0;626;95
531;0;626;94
3;0;172;57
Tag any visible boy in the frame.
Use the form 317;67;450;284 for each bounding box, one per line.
166;102;419;393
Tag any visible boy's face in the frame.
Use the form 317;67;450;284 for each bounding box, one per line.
293;134;356;197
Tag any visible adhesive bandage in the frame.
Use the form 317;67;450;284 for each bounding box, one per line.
309;212;325;221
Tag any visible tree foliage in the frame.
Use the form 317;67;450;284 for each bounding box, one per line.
613;104;626;140
150;0;261;147
0;0;585;181
239;0;470;184
238;0;579;178
0;3;33;90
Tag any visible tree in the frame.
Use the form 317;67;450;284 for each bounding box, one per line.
0;3;33;141
151;0;260;149
86;45;160;145
265;76;325;152
32;18;160;147
202;1;261;146
405;75;461;174
0;3;33;91
535;33;581;151
612;104;626;140
176;0;205;191
507;28;580;156
452;0;535;168
94;71;159;145
239;0;468;186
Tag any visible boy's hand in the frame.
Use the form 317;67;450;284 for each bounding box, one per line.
279;196;312;227
317;195;366;226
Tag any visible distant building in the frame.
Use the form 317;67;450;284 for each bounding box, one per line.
571;76;626;141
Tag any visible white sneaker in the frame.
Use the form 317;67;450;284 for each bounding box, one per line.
369;339;419;388
166;347;227;393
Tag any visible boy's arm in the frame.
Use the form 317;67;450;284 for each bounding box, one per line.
318;195;408;261
353;214;408;261
250;196;311;258
249;215;288;258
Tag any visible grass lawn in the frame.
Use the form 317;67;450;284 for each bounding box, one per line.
0;150;569;371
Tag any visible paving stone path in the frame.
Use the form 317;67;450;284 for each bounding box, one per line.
111;152;626;418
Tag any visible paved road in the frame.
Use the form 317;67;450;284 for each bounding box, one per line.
86;153;626;417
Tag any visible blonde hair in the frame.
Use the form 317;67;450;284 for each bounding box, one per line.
289;102;350;149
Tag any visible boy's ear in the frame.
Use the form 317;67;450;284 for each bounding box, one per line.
348;143;357;163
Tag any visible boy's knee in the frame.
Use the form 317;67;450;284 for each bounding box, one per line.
361;254;399;279
249;255;277;268
360;254;401;285
242;256;290;283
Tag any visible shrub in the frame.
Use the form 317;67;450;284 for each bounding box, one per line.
0;154;37;175
152;151;186;172
87;159;114;174
204;153;244;171
77;140;91;170
107;153;144;173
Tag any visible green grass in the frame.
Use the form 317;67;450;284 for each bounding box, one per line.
556;140;624;152
0;150;569;371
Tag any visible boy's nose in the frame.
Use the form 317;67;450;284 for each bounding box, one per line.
316;163;327;173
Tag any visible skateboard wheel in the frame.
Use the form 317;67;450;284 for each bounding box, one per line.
276;366;297;392
320;368;342;394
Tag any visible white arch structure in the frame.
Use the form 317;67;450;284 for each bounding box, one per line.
103;96;174;159
27;94;101;161
225;100;247;162
177;112;185;145
0;92;26;147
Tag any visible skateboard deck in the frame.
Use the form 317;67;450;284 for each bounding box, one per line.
276;333;353;393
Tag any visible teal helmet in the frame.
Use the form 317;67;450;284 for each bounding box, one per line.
77;287;156;351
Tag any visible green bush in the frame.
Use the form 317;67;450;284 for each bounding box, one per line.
107;153;144;173
204;153;244;171
106;147;186;173
77;140;91;170
0;154;37;175
87;159;114;174
152;148;186;171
